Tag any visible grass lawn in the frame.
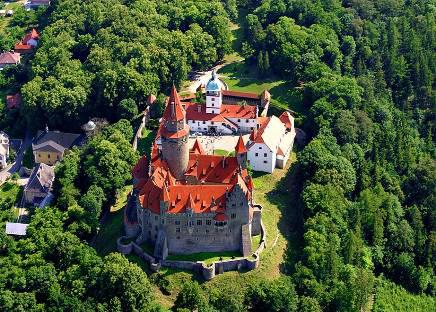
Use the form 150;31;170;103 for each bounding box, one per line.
218;61;304;116
110;185;132;213
137;128;156;156
166;251;241;266
213;149;235;156
93;207;124;256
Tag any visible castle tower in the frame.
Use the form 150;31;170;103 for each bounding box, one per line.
205;70;222;114
161;86;190;180
235;135;248;169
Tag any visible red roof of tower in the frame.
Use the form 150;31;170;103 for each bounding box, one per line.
235;136;247;154
163;85;185;121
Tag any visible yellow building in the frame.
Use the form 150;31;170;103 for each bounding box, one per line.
32;128;81;166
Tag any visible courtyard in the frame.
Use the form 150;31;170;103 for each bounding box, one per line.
188;133;250;155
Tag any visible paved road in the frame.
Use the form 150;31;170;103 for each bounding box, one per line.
186;64;229;94
0;130;32;185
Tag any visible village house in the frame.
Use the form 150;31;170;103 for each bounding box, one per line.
246;112;296;173
32;127;81;165
6;93;21;109
14;29;40;54
24;163;54;206
0;131;10;169
25;0;51;9
0;51;21;70
127;86;262;258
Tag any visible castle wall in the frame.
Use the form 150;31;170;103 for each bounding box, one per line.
138;185;253;255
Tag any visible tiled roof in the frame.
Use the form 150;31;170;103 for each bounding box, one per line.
0;52;20;64
235;136;247;154
6;93;21;109
135;141;253;215
250;116;286;152
132;155;148;181
184;102;257;121
33;130;81;152
222;90;260;100
22;29;39;44
163;86;185;122
25;163;54;192
191;138;205;155
279;111;294;130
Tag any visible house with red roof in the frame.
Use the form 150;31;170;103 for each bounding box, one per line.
0;52;20;70
127;86;262;259
6;93;21;109
182;71;259;134
246;112;296;173
14;29;40;53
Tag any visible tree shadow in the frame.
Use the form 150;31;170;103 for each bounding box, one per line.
265;162;305;275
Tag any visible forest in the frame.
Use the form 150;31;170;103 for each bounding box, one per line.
0;0;434;311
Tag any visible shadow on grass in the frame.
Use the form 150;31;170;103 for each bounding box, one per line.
265;162;305;275
137;129;156;156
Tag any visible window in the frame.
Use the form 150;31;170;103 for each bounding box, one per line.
238;119;241;122
155;216;158;221
231;213;236;219
255;153;258;157
202;121;206;124
246;119;249;123
258;146;262;149
206;220;211;226
197;220;202;226
263;160;267;164
264;153;267;157
176;227;180;233
251;127;254;130
38;154;41;157
175;220;180;225
211;121;214;125
211;103;214;106
211;98;215;101
48;154;50;159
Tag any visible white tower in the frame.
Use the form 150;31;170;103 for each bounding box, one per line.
205;70;222;114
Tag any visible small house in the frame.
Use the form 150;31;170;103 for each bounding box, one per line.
32;127;81;165
0;52;21;70
24;163;54;206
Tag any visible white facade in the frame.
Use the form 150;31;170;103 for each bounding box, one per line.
247;142;275;173
0;132;10;169
206;91;222;114
187;119;234;134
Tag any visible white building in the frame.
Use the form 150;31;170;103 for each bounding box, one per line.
0;131;10;169
184;71;258;135
246;112;296;173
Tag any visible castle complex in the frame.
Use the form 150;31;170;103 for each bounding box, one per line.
129;86;261;259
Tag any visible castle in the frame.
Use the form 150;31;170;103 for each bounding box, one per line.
129;86;262;259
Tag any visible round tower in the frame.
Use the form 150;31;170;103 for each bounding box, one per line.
161;85;190;180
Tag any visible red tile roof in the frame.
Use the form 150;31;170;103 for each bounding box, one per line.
6;93;21;109
14;43;33;53
0;52;20;64
279;111;294;130
235;136;247;154
132;155;148;181
222;90;260;100
163;86;185;122
184;102;257;121
191;138;205;155
136;144;253;215
22;29;39;45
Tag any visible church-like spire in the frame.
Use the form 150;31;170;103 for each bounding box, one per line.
235;135;247;154
163;85;185;122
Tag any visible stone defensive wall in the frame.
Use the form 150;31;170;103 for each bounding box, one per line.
117;218;267;280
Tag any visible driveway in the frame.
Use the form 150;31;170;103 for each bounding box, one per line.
0;130;32;185
186;64;229;94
